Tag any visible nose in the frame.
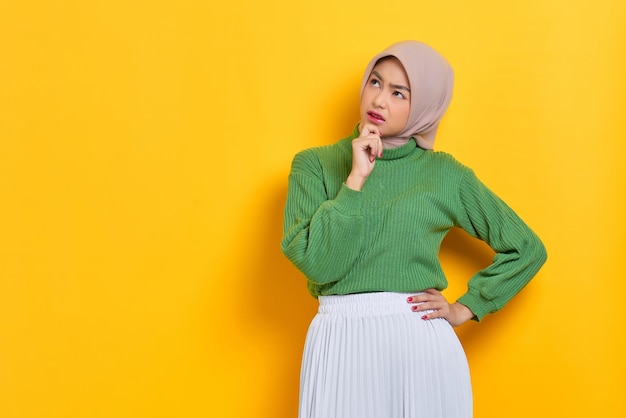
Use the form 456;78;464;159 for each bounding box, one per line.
373;90;386;108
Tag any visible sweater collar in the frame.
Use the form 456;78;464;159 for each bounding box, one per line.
379;137;419;160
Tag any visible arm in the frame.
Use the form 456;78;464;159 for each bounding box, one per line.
281;124;383;286
281;150;365;286
454;169;548;321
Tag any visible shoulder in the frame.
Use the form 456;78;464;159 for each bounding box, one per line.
422;150;473;179
426;150;467;167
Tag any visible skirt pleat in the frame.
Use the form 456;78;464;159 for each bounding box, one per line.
299;292;472;418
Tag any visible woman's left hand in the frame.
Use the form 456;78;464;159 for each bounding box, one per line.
406;289;475;327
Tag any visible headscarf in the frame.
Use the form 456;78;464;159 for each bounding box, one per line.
359;41;454;150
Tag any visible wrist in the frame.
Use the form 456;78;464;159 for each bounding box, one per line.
451;302;475;325
346;173;366;191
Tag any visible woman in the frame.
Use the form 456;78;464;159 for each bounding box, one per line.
281;40;547;418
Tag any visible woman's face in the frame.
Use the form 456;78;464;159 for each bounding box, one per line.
360;57;411;137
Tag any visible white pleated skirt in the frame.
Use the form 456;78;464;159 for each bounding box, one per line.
299;292;472;418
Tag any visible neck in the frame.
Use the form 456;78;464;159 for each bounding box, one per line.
382;137;411;149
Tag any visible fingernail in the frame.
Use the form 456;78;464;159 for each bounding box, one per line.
407;297;413;302
421;315;428;320
411;306;418;311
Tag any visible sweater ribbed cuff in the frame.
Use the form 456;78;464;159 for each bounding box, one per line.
457;291;499;322
331;183;363;216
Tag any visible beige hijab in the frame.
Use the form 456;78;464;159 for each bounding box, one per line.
360;41;454;150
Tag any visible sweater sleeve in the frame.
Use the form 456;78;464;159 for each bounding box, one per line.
455;169;547;321
281;149;364;286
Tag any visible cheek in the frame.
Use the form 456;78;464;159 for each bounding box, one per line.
359;93;368;112
360;89;373;105
398;104;410;125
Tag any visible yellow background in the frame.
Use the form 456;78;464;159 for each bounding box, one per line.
1;0;624;417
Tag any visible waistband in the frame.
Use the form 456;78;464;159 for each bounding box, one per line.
317;292;428;315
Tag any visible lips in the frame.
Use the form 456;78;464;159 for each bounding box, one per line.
367;111;385;123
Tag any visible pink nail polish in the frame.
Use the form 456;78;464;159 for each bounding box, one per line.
421;315;428;320
407;297;413;302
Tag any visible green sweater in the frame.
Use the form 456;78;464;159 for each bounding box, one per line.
281;128;547;321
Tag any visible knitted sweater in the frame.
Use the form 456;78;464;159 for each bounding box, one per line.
281;129;547;321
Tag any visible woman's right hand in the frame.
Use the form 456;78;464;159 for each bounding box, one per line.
345;123;382;191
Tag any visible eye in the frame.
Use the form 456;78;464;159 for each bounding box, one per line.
370;79;381;88
393;91;406;99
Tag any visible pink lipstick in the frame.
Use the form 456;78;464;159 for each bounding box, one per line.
367;111;385;124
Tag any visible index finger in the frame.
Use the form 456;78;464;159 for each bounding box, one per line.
360;123;382;138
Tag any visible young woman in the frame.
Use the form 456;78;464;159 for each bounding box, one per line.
281;40;547;418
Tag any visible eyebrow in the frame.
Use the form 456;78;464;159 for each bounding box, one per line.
371;70;411;93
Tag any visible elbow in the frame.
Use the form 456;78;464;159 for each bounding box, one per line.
281;243;342;286
505;231;547;273
524;233;547;272
281;242;328;284
536;239;548;270
531;230;548;265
